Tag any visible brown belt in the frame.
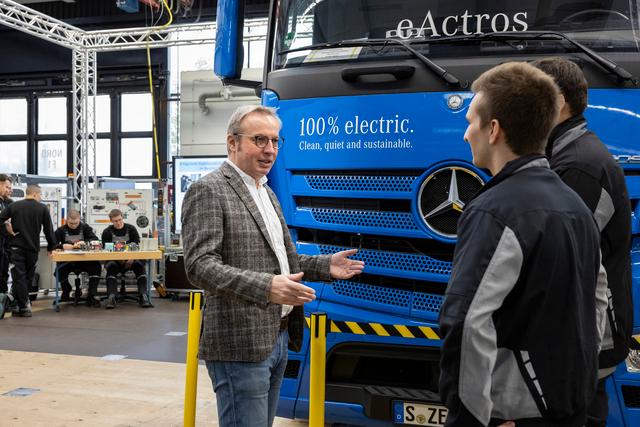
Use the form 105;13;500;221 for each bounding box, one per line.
279;316;289;331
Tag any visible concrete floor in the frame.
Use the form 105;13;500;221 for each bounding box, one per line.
0;295;310;426
0;294;190;362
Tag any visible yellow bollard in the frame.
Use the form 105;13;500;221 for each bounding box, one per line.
184;291;203;427
309;312;328;427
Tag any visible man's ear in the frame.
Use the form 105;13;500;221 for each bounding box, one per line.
558;93;567;111
488;119;501;145
227;134;237;153
557;93;572;118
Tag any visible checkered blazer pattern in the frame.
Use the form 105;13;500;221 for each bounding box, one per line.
182;161;332;362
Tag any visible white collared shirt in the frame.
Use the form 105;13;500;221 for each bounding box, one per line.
226;160;292;317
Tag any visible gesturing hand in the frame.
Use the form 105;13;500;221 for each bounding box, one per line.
269;272;316;306
330;249;365;279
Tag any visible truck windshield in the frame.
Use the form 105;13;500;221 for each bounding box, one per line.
273;0;640;69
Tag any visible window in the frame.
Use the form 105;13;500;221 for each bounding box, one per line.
121;137;153;176
0;99;27;135
120;92;155;177
0;98;28;174
38;97;68;135
1;86;162;178
0;141;27;174
121;93;152;132
96;138;111;176
92;95;111;134
38;140;67;176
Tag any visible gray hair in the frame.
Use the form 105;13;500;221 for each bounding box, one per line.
226;105;282;135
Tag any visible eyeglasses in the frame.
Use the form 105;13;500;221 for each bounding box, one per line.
233;133;284;149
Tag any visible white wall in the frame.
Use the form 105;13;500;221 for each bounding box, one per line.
179;69;261;156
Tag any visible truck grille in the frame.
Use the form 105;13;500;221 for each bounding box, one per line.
291;168;483;239
317;244;452;277
311;209;419;230
332;279;444;315
305;174;417;193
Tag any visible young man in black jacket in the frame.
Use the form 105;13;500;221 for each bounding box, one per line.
0;184;56;317
533;57;633;427
101;208;151;309
0;174;13;295
54;209;102;306
439;62;608;426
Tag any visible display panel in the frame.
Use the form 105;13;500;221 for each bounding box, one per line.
173;155;226;234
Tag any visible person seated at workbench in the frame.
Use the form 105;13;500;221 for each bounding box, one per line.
54;209;102;307
101;208;151;310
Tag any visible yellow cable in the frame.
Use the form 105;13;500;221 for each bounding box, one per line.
145;0;173;182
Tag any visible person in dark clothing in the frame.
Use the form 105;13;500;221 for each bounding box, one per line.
533;57;634;427
0;184;56;317
101;208;151;309
54;209;102;306
0;174;13;295
439;62;607;427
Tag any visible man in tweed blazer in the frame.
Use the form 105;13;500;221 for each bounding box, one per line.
182;105;364;427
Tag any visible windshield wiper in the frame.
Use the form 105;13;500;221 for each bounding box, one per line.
417;31;633;81
279;39;461;86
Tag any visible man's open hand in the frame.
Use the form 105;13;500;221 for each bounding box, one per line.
269;272;316;305
330;249;365;279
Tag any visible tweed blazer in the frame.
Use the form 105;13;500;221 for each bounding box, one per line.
182;161;332;362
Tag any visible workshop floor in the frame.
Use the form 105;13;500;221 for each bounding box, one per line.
0;295;309;427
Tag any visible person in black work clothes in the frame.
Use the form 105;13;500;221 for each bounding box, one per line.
0;184;56;317
54;209;102;306
0;174;14;295
439;62;607;427
101;208;151;309
533;57;633;427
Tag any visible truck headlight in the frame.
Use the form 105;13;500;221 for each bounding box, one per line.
626;350;640;373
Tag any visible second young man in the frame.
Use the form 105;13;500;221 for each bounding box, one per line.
439;62;608;426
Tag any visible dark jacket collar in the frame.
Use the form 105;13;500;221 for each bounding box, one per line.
546;114;587;158
474;154;548;201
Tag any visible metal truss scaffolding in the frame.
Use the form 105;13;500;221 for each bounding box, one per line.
0;0;82;49
0;0;267;216
72;49;97;215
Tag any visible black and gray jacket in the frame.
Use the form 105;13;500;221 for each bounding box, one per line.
101;223;140;245
547;115;633;371
439;154;608;427
54;223;98;249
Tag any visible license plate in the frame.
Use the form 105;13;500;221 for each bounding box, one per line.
393;401;448;426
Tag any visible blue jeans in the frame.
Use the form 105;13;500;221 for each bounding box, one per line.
206;329;289;427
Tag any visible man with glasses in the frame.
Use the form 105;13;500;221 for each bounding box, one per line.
182;105;364;427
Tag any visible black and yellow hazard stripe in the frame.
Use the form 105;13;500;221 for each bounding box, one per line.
304;317;441;340
634;335;640;346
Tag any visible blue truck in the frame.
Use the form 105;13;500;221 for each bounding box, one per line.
214;0;640;425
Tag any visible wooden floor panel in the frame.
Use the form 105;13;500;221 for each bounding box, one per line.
0;350;308;427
